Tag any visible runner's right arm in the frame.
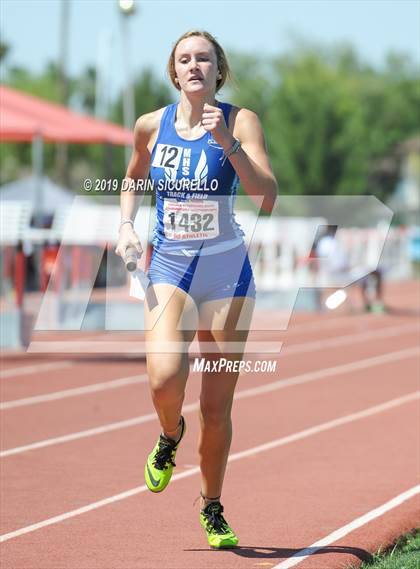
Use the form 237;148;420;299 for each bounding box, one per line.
115;113;158;259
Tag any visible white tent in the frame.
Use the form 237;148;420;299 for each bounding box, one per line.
0;175;92;214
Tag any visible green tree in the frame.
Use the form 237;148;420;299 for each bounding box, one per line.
267;49;373;196
0;39;10;64
2;44;418;199
225;52;275;124
229;43;420;200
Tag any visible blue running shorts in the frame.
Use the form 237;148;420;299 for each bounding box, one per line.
147;243;256;305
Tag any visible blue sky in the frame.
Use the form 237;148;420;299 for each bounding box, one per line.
1;0;419;100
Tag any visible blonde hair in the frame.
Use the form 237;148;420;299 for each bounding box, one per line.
167;30;231;92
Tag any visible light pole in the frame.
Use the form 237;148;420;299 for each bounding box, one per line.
118;0;136;166
95;29;114;119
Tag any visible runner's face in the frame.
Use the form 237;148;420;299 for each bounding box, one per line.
174;37;218;95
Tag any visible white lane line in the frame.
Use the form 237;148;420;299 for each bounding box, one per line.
281;322;419;356
234;346;419;402
0;398;199;458
0;361;73;379
273;485;420;568
27;340;282;354
25;314;406;354
1;346;417;458
2;323;417;411
0;312;409;378
0;391;417;543
0;374;149;410
229;391;419;462
279;310;388;334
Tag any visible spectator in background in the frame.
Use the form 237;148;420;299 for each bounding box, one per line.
315;225;386;313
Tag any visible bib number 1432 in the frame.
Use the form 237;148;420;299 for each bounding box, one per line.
163;200;219;241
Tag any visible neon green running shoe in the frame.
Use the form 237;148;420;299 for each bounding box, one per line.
144;416;186;493
370;301;386;314
200;501;239;549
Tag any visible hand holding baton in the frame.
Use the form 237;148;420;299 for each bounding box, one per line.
124;245;140;272
124;243;157;309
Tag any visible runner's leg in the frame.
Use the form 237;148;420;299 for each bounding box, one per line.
197;296;254;504
145;283;197;438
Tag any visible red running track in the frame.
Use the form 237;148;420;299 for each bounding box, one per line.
0;279;419;569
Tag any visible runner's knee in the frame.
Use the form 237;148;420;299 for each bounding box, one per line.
148;357;187;401
199;398;232;427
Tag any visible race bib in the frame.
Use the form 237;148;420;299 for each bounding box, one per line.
163;200;219;241
151;144;183;170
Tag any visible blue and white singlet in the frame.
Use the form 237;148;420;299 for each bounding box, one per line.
149;101;245;256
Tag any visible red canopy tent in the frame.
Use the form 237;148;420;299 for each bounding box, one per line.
0;85;134;221
0;85;133;144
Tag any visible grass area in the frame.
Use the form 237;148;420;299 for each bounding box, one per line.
347;528;420;569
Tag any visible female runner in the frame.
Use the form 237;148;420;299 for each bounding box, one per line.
116;30;277;549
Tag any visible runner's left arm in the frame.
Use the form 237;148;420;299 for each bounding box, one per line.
201;104;278;213
229;108;278;213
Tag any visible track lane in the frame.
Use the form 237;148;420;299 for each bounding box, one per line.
1;345;417;536
0;280;418;568
1;321;417;409
0;359;148;401
1;311;415;408
292;492;419;569
274;486;419;568
0;393;417;568
1;329;417;451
